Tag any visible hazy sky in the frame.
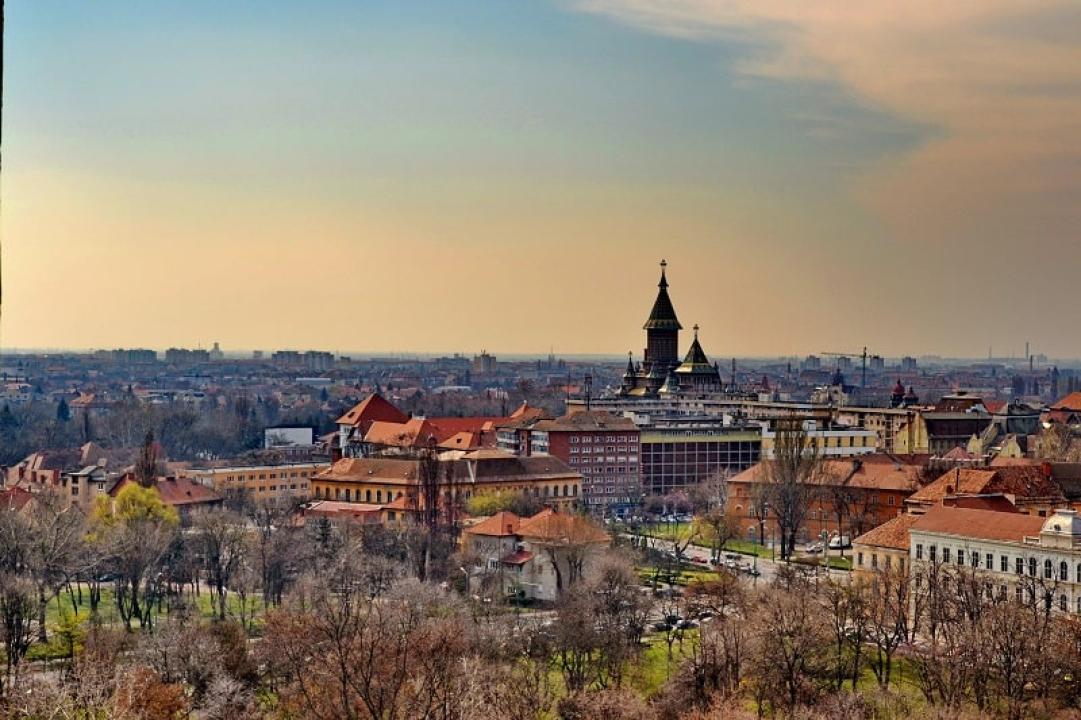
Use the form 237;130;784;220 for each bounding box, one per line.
4;1;1081;358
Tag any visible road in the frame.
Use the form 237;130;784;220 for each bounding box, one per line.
631;534;850;585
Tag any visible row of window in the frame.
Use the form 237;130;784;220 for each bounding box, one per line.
569;435;636;443
915;543;1081;582
915;574;1081;614
221;469;314;482
570;446;637;454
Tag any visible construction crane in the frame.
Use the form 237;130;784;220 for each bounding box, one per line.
820;347;871;389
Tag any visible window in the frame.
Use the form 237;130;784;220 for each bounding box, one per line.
1061;595;1068;612
71;485;79;496
1061;561;1069;581
929;546;937;562
1029;558;1037;577
871;553;878;568
915;543;923;560
365;490;371;502
957;550;964;566
1016;557;1024;575
943;548;951;564
1045;559;1053;580
888;495;895;506
986;553;993;570
1016;586;1024;603
858;552;864;567
570;436;579;443
971;552;979;568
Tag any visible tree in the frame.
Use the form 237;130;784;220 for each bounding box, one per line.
762;419;821;560
92;484;179;631
746;585;829;713
136;430;162;488
192;509;249;621
0;574;36;699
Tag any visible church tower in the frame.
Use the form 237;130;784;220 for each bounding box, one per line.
642;259;682;379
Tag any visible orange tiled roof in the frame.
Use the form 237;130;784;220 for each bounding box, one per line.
911;504;1045;543
853;513;920;551
466;511;522;537
908;466;1064;505
731;456;921;493
335;393;408;430
1052;392;1081;411
517;509;608;544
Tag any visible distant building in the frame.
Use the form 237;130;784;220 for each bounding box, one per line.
529;411;641;513
264;426;315;448
311;450;583;512
109;475;223;524
472;351;497;374
901;356;918;372
165;348;210;364
187;462;326;503
209;342;224;361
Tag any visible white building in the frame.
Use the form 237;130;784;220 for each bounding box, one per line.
909;505;1081;613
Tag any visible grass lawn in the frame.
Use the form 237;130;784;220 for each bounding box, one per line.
29;584;265;661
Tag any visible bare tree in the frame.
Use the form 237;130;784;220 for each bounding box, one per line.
762;418;821;560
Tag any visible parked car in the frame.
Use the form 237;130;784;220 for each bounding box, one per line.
805;542;824;554
828;534;852;550
676;619;698;630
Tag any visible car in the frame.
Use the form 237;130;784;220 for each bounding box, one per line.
828;535;852;550
676;619;698;630
652;621;673;632
691;557;709;565
805;543;823;554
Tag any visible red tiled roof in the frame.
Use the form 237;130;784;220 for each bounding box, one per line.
335;393;408;430
532;411;638;433
854;513;919;551
908;466;1063;505
731;455;921;493
467;511;522;537
364;417;440;448
911;504;1045;543
152;477;222;506
0;487;35;512
518;509;608;544
500;550;534;565
1052;392;1081;412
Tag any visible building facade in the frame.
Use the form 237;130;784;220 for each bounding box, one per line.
187;462;326;503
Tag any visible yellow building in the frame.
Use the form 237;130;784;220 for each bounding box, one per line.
188;462;327;503
311;449;582;512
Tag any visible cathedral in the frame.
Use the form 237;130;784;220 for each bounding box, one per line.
620;260;723;397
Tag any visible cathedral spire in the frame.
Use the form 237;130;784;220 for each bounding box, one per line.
643;260;681;331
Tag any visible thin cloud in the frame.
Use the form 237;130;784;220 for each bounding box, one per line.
573;0;1081;243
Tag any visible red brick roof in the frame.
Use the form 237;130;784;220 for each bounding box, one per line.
532;411;638;433
908;466;1064;505
911;504;1045;543
335;393;408;431
854;513;919;551
1052;392;1081;411
517;509;608;544
731;455;921;493
466;511;522;537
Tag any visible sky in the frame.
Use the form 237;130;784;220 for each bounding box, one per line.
3;1;1081;359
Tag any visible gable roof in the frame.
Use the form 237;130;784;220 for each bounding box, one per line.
517;509;608;544
731;455;922;493
911;504;1045;543
854;513;920;551
1052;392;1081;411
335;393;408;431
533;411;638;433
466;511;522;537
908;466;1064;505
